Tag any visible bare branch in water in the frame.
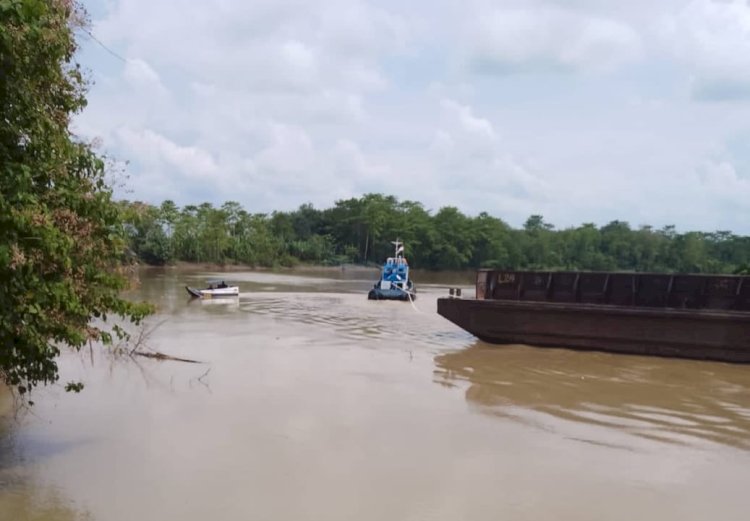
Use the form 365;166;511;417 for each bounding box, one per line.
134;351;202;364
197;367;211;384
190;367;213;393
127;319;168;356
109;320;203;364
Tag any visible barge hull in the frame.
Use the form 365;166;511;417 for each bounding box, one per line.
438;298;750;363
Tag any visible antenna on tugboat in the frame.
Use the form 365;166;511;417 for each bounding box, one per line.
391;238;404;257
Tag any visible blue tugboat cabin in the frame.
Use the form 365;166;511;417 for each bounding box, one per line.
368;240;416;301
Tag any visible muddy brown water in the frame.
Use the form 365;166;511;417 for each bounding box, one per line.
1;267;750;520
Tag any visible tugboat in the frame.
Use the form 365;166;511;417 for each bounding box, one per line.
368;240;416;301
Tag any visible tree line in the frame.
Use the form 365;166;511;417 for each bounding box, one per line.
119;194;750;274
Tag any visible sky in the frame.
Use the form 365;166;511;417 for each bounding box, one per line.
74;0;750;232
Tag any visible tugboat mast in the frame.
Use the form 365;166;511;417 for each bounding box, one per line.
391;239;404;259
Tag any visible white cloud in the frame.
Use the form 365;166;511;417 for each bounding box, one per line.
255;123;315;175
466;4;642;73
439;99;496;140
122;59;163;90
95;0;399;94
317;1;409;57
421;99;552;220
665;0;750;100
74;0;750;232
111;128;223;202
698;159;750;202
331;139;391;191
116;128;219;180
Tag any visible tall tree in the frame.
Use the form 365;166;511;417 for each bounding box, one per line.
0;0;151;397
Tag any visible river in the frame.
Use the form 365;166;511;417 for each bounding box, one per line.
1;267;750;520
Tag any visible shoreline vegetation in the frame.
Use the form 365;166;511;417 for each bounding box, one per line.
155;261;380;273
120;194;750;275
1;1;151;398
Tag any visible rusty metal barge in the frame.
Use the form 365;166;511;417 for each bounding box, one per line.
437;271;750;363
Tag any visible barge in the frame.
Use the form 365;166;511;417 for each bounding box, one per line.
437;270;750;363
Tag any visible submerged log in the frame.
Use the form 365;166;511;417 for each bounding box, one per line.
133;351;202;364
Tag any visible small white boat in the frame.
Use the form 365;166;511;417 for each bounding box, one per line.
186;281;239;299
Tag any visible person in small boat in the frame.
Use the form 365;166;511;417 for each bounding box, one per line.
217;281;227;288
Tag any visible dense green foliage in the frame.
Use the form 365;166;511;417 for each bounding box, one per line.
1;0;151;397
120;195;750;274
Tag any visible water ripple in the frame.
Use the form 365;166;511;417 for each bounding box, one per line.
435;343;750;450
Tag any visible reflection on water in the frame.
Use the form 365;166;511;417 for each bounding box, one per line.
435;343;750;449
1;396;90;520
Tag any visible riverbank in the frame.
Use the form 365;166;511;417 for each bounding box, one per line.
141;261;379;273
134;262;477;288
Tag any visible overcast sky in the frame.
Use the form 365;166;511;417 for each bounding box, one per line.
75;0;750;232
